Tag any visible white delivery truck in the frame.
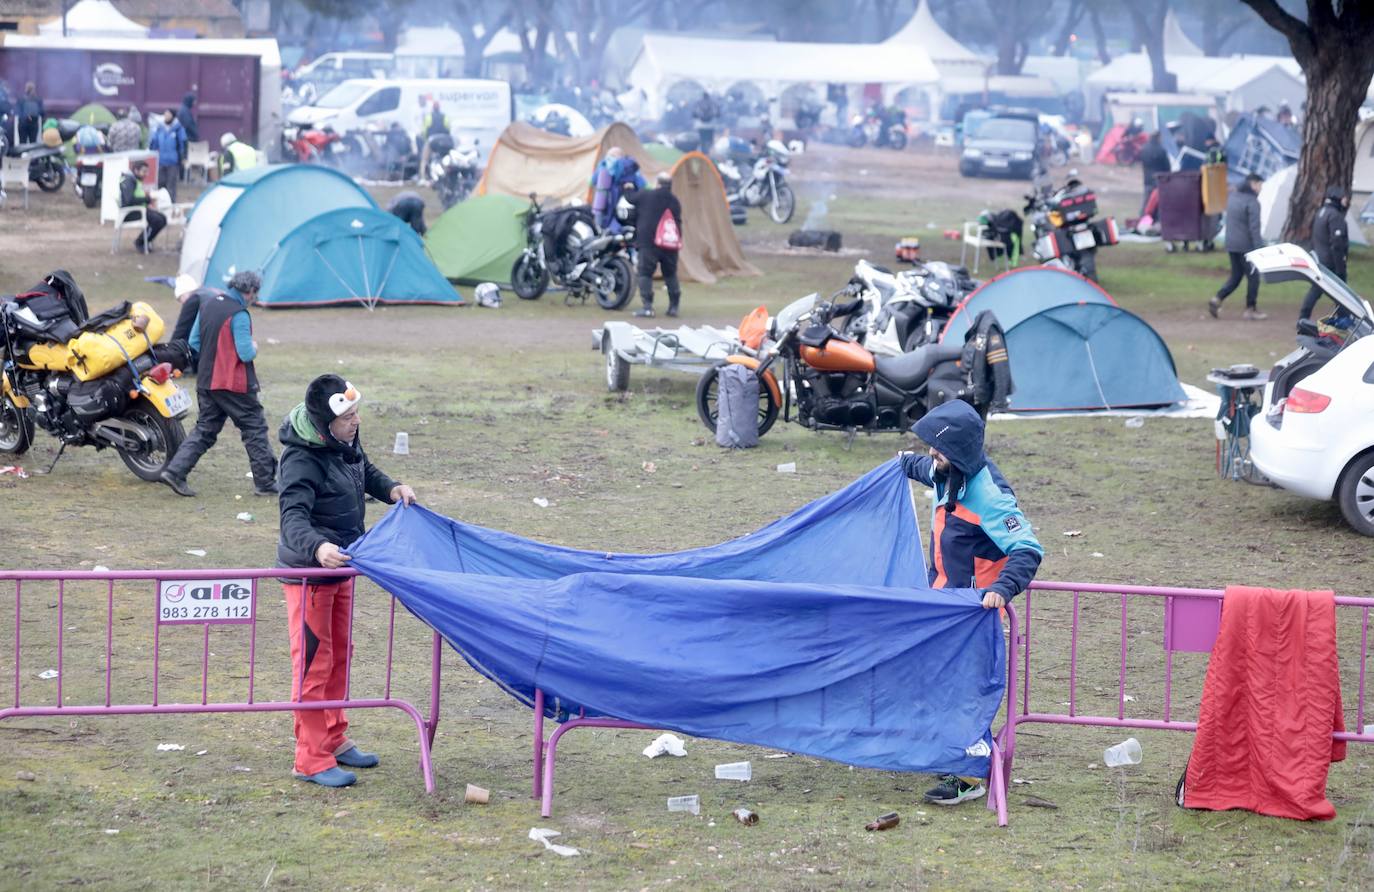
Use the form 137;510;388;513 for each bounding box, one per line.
286;78;512;156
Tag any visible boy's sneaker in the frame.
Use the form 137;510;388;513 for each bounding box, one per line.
1207;296;1222;318
1242;308;1268;321
923;774;986;806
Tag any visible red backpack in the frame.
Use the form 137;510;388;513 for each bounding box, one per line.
653;209;681;251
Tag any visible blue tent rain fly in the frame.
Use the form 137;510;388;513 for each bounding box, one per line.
203;164;377;288
257;207;462;309
347;459;1007;778
941;267;1187;412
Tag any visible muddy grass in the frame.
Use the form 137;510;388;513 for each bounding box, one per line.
1;149;1373;890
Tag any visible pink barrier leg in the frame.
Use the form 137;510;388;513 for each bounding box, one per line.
426;632;442;747
989;739;1008;826
532;689;544;800
540;719;572;818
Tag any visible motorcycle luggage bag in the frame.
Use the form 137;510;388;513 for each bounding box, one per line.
67;376;130;422
1054;186;1097;223
714;363;759;449
67;301;166;382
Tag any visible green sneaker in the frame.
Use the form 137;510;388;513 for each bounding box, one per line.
923;774;987;806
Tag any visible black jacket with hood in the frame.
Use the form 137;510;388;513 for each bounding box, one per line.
899;400;1043;600
177;93;199;142
277;402;399;573
1312;186;1349;273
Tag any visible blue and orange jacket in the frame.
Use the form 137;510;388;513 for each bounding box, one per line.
900;401;1043;600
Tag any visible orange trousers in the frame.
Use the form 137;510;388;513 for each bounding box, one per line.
284;579;356;775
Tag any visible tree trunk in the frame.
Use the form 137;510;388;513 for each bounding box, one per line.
1052;0;1086;56
1284;45;1371;242
1139;31;1178;92
1088;5;1111;64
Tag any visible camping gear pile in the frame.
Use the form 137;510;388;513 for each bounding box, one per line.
178;164;460;308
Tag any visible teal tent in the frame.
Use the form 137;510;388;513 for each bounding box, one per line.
258;207;463;309
203;165;377;288
940;267;1186;412
424;194;528;285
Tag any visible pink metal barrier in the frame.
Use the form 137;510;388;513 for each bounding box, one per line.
0;568;444;791
989;581;1374;826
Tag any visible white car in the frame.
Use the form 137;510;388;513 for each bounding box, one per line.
1248;244;1374;536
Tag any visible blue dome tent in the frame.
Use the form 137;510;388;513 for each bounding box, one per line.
201;165;377;288
940;267;1186;412
257;207;462;309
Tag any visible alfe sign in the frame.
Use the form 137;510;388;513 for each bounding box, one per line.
158;578;255;625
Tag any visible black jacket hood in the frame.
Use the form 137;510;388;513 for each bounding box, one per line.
913;400;987;480
1324;185;1347;204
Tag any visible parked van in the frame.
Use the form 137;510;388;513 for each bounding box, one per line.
285;53;395;107
286;78;512;153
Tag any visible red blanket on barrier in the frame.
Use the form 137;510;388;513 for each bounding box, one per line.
1184;586;1345;820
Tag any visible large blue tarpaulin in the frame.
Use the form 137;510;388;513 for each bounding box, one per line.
349;459;1006;776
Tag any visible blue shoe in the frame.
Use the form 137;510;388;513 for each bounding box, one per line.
335;746;379;769
294;766;357;787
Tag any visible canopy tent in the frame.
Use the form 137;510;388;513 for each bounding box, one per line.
529;103;595;138
626;33;939;120
257;207;461;309
476;121;757;284
1085;56;1304;119
424;194;529;285
189;164;377;288
349;459;1007;779
1163;9;1204;57
39;0;148;38
882;0;985;80
1354;119;1374;196
940;267;1187;412
1257;165;1369;247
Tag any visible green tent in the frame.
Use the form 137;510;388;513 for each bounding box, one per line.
643;143;683;167
424;194;529;285
71;102;116;126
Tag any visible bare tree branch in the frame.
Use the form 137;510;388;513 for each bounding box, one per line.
1237;0;1315;63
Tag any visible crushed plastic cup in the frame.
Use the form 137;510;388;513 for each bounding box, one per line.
1103;737;1142;767
776;462;796;474
235;512;253;523
666;795;700;815
393;432;409;455
1124;416;1145;429
642;733;687;758
714;761;752;781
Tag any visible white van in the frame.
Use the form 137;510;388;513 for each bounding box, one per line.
286;78;513;153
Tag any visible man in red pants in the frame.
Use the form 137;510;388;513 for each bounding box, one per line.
277;375;416;787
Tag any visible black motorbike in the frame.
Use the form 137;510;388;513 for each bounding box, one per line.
511;195;635;310
696;291;1008;440
849;106;908;150
1;130;67;193
1022;173;1117;281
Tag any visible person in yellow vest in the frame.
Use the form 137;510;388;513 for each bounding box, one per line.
418;101;453;182
119;159;166;253
218;132;259;176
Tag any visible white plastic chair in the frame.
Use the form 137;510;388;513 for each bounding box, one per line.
111;206;150;253
1;156;30;209
960;221;1011;275
184;141;211;182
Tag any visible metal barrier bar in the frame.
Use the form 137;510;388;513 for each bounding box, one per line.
0;567;442;793
989;581;1374;827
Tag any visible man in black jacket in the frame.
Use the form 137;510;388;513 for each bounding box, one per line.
1138;132;1171;216
1300;185;1351;322
120;160;166;254
177;91;199;143
629;171;683;318
1209;173;1266;321
277;375;415;788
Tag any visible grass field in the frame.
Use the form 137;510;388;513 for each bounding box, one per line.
1;147;1373;890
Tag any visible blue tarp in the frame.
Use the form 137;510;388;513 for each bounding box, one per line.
348;459;1007;777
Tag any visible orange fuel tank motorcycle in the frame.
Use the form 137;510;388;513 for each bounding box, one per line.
696;291;979;439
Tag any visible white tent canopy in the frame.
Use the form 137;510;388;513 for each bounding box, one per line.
1163;10;1204;57
628;33;939;119
1258;165;1369;246
883;0;985;79
1086;55;1304;117
39;0;147;38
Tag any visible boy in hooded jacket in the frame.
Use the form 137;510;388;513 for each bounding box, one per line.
899;399;1043;805
276;375;416;787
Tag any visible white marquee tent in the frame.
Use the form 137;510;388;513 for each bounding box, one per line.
39;0;147;38
626;33;939;120
1085;55;1305;118
882;0;985;80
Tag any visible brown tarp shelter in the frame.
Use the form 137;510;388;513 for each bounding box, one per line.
476;121;757;284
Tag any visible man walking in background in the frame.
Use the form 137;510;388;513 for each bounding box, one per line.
159;271;277;498
106;107;143;153
629;171;683;319
149;109;187;202
1209;173;1266;321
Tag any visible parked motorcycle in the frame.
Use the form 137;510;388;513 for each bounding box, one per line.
3;140;66;193
430;141;481;209
1023;173;1118;281
511;195;635;310
844;259;976;356
716;139;796;225
848;107;908;150
695;290;1004;439
287;125;345;164
0;271;193;481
